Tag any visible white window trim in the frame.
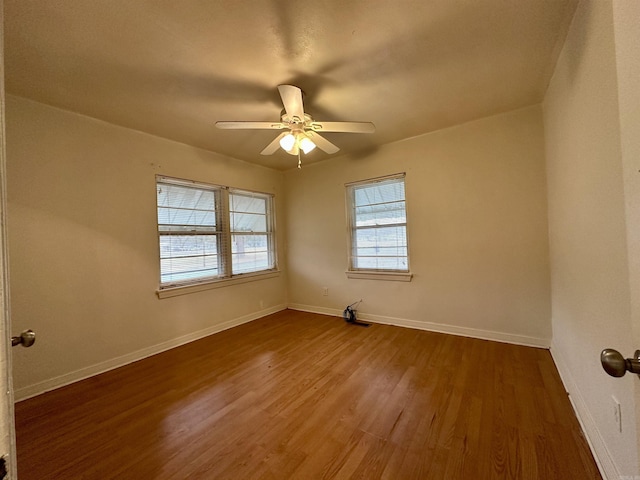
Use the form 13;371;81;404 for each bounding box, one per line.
345;270;412;281
156;270;280;298
156;175;278;296
345;173;412;282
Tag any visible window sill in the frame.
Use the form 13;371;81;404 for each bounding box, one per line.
345;271;413;282
157;270;280;299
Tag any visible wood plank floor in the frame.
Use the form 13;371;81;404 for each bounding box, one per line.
15;309;601;479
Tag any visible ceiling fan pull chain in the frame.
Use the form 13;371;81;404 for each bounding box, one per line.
298;152;302;169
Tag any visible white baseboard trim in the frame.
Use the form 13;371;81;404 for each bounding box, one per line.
550;342;618;480
287;303;550;348
15;304;288;402
287;304;345;318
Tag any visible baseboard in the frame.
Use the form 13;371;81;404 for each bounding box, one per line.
14;304;288;402
550;342;618;480
287;303;550;348
287;304;345;318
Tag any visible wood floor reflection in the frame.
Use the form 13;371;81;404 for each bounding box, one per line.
15;309;601;479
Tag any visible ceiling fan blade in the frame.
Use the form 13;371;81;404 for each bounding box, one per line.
307;131;340;154
260;132;289;155
309;121;375;134
216;121;286;130
278;85;305;123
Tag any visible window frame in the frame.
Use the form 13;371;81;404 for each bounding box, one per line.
156;175;278;297
229;189;277;276
345;173;412;282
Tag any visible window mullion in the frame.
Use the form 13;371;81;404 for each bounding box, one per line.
267;196;275;269
219;188;232;278
348;187;357;270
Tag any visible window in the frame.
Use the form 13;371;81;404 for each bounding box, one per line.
156;176;276;290
230;191;273;275
346;174;411;281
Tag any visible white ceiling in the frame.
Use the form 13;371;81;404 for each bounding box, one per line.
4;0;578;170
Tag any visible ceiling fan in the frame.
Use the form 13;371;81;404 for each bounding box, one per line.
216;85;375;167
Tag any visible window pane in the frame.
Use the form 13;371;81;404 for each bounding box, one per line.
354;200;406;227
157;180;223;284
157;184;216;209
160;235;217;258
231;212;267;232
348;176;409;272
229;191;273;275
355;245;408;257
159;235;219;282
355;226;406;249
158;208;217;231
230;194;266;214
354;255;408;270
157;184;216;218
232;234;270;274
354;179;405;207
157;183;217;233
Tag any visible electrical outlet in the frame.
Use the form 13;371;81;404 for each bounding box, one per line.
612;395;622;433
322;287;328;296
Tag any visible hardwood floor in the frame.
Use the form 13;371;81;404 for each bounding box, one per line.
15;309;601;479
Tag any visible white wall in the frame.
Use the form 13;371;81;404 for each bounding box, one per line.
6;95;288;400
285;105;552;347
543;0;639;476
612;0;640;465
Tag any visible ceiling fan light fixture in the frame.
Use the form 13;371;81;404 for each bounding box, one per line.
279;133;296;152
299;135;316;154
279;132;315;155
287;143;300;156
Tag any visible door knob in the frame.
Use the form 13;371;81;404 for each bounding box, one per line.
600;348;640;378
11;329;35;348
